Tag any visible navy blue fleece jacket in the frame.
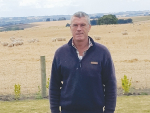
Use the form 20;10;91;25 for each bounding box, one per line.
49;37;117;113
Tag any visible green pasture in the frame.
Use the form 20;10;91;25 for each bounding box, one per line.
0;95;150;113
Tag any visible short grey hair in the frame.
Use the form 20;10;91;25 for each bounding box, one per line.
70;11;91;25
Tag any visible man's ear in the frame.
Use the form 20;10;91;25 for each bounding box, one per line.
88;24;91;32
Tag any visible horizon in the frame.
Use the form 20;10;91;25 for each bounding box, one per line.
0;10;150;18
0;0;150;17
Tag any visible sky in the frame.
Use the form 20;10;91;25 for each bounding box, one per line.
0;0;150;17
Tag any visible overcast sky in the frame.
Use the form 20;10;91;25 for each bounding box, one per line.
0;0;150;17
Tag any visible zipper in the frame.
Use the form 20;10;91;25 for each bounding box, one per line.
79;60;81;67
78;46;93;68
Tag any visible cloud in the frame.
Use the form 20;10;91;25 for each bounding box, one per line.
0;0;5;8
19;0;40;7
0;0;11;12
19;0;76;8
0;0;150;17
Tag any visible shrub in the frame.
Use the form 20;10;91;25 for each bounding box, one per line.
46;78;50;89
121;75;132;95
58;17;66;21
35;86;42;99
14;84;21;100
140;92;148;95
66;23;70;27
46;18;50;21
90;19;98;25
118;18;133;24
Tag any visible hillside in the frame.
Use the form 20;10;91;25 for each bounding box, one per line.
0;19;150;95
118;16;150;23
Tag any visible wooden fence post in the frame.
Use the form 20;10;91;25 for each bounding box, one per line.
40;56;46;98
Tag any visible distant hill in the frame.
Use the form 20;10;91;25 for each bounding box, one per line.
0;20;70;32
0;10;150;29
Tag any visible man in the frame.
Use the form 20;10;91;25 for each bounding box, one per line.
49;11;117;113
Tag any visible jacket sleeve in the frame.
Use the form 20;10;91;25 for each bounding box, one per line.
49;55;62;113
102;53;117;113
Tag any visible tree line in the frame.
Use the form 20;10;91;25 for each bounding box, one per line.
65;15;133;27
90;14;133;25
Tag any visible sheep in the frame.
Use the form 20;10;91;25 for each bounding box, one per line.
28;39;35;43
13;41;22;46
2;42;8;46
34;39;39;42
62;38;66;41
8;43;14;47
28;39;39;43
10;37;24;46
94;36;101;40
56;38;66;41
18;41;23;45
57;38;63;41
16;38;24;42
10;37;15;42
122;32;128;35
52;38;56;42
13;41;20;46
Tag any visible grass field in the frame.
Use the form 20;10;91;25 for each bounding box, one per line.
0;17;150;95
118;16;150;23
0;95;150;113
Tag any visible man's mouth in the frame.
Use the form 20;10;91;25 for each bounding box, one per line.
76;33;83;35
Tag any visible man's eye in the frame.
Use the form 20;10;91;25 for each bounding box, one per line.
73;24;78;27
81;24;85;27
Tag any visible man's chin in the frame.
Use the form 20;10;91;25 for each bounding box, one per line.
74;37;84;42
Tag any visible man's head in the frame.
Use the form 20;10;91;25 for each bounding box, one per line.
70;11;91;25
70;11;91;43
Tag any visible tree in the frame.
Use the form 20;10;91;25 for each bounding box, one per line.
90;19;97;25
46;18;50;21
53;19;57;21
117;18;133;24
97;14;118;25
58;17;66;21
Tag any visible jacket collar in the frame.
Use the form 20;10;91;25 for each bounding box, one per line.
68;36;95;47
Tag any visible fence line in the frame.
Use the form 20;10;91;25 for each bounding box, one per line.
0;58;51;96
0;55;150;96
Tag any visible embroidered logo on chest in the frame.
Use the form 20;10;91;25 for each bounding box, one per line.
91;62;98;64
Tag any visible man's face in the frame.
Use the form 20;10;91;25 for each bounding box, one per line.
70;17;91;42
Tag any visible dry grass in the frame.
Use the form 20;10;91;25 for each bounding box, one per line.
118;16;150;23
0;20;150;95
31;20;70;28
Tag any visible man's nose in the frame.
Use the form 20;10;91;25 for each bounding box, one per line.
77;25;81;30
